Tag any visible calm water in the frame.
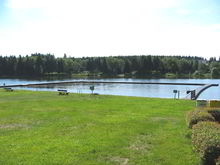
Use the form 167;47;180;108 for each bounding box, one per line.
0;78;220;99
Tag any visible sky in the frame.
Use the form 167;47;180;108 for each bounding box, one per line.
0;0;220;58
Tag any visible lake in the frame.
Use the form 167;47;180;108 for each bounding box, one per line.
0;78;220;100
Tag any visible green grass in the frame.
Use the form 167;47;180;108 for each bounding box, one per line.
0;89;200;165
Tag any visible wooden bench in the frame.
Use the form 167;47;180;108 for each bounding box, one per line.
4;87;14;92
58;89;69;95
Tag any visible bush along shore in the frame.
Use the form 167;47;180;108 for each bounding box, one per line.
0;89;200;165
186;109;220;165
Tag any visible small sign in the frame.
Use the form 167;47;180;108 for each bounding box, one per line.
90;86;95;94
173;90;180;99
173;90;178;93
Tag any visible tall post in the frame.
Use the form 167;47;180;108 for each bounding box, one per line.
191;90;196;100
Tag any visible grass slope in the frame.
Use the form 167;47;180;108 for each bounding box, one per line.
0;90;200;165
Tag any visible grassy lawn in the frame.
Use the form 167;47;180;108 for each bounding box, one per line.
0;90;200;165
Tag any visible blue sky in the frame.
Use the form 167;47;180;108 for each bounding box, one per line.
164;1;220;25
0;0;8;26
0;0;220;58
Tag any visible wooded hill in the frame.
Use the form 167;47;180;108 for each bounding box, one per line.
0;54;219;78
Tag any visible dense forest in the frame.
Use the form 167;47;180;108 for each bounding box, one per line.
0;53;220;78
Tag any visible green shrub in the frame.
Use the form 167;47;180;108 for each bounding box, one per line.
186;110;215;128
207;109;220;123
192;122;220;165
216;156;220;165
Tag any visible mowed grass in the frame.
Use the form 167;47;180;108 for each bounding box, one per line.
0;90;200;165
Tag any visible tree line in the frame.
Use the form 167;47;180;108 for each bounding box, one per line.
0;53;220;78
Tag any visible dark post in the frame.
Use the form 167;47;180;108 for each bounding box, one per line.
173;90;177;99
90;86;95;94
191;90;196;100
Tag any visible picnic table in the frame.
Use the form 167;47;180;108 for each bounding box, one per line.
58;89;69;95
4;87;14;92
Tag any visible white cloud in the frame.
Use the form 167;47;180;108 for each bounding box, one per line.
1;0;219;58
6;0;177;9
6;0;51;9
176;9;191;15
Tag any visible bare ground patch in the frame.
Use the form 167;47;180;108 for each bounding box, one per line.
128;134;152;153
0;123;31;130
110;156;129;165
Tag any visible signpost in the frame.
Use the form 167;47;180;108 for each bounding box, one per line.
173;90;180;99
90;86;95;94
